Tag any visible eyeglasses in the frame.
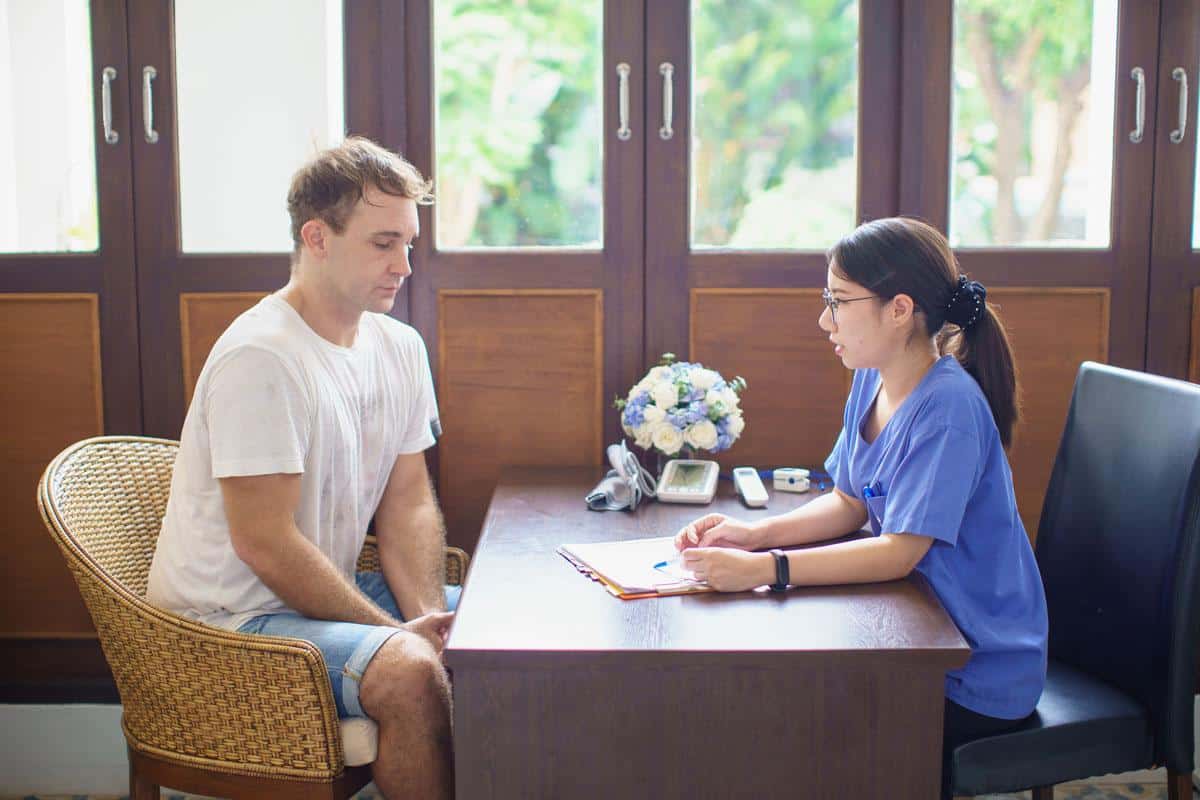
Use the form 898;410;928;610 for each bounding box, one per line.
822;287;878;324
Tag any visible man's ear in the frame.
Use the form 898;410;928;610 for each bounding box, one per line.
299;219;329;257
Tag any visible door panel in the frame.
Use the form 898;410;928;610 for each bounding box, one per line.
407;0;644;550
438;290;605;541
993;289;1111;536
902;0;1158;539
646;0;901;472
179;292;268;404
1147;0;1200;380
689;290;852;472
0;0;140;696
0;294;104;635
129;0;391;438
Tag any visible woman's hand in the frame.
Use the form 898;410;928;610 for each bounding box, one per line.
674;513;765;551
681;548;774;592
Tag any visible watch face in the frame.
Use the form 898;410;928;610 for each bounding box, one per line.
666;462;708;490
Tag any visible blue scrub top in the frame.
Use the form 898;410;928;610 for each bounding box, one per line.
824;355;1048;719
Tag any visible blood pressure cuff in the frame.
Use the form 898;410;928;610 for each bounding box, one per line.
586;469;642;512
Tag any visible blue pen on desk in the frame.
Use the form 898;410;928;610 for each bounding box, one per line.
653;554;682;570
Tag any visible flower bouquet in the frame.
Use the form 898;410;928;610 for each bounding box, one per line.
615;353;747;459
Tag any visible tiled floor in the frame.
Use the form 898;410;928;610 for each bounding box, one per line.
0;783;1183;799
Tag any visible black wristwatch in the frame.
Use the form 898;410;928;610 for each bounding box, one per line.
768;548;790;593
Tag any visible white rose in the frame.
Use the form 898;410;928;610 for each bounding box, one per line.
633;422;654;449
720;388;740;409
651;381;679;411
684;419;719;451
647;365;674;383
704;388;724;410
641;404;666;426
651;421;685;455
690;368;720;391
726;413;745;438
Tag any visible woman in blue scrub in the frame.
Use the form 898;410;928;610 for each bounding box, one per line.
675;216;1048;799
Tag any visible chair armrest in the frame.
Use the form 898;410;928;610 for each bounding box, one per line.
356;535;469;586
106;598;348;780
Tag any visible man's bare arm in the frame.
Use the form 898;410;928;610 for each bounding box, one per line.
374;452;447;620
220;473;398;627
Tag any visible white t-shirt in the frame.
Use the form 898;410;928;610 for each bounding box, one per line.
147;294;439;631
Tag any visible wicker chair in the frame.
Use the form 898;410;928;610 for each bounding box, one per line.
36;435;468;800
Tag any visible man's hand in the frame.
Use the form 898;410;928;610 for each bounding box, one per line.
680;547;774;592
402;611;455;654
674;513;765;551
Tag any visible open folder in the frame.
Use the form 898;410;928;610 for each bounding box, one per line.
557;536;712;600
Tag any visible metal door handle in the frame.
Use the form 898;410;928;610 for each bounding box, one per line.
1171;67;1188;144
101;66;118;144
1130;67;1145;143
659;62;674;140
142;66;160;143
616;62;631;141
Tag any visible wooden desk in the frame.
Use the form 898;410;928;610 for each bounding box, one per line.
446;467;969;799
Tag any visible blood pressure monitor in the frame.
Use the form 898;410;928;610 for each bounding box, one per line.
656;459;719;504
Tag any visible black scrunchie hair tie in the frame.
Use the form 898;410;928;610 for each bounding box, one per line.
944;274;987;329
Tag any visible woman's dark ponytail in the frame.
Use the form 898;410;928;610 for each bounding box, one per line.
937;303;1020;448
831;217;1021;448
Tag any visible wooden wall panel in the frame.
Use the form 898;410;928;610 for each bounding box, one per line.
993;289;1110;542
438;290;603;550
179;292;267;405
0;294;104;636
690;290;850;473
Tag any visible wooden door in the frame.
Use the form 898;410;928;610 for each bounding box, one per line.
901;0;1159;539
0;0;141;698
644;0;903;478
404;0;645;549
1147;0;1200;381
127;0;398;438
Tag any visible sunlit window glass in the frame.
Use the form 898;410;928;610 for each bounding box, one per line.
434;0;603;249
175;0;344;253
691;0;859;250
0;0;98;253
950;1;1117;248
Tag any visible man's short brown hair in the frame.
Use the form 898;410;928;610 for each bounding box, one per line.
286;136;433;252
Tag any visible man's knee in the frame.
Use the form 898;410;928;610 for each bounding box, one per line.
359;632;448;722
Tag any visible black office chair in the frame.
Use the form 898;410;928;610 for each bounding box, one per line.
949;361;1200;800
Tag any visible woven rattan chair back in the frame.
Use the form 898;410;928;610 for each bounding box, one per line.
40;436;176;598
37;436;362;794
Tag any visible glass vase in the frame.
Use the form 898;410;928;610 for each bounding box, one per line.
655;446;695;478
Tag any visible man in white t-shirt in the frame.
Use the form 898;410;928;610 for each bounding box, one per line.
148;137;455;800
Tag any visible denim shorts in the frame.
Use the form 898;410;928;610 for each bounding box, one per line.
237;571;462;719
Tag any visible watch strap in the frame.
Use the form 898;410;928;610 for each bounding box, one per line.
769;548;789;592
